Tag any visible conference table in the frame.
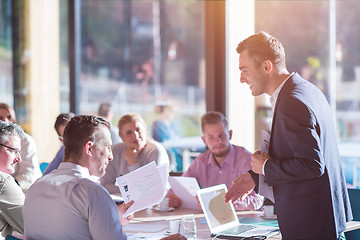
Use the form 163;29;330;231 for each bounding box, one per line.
124;207;360;240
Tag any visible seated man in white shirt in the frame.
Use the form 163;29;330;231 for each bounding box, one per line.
0;121;25;238
24;115;133;239
23;115;184;240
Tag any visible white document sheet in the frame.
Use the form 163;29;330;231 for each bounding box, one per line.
116;161;167;216
259;130;275;203
168;176;200;209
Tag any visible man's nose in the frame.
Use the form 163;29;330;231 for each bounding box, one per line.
214;136;223;144
14;154;21;163
240;73;246;83
109;150;114;161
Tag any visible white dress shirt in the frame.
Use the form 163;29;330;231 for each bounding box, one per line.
24;162;127;240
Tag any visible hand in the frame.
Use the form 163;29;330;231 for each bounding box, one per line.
161;233;187;240
168;193;182;208
251;151;269;175
118;200;134;225
224;172;255;203
124;147;138;166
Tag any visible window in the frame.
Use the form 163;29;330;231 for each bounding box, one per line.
0;0;13;106
255;0;360;188
60;0;206;138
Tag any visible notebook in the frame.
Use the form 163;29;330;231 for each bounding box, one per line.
197;184;279;239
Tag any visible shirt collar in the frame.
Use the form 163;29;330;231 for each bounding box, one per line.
58;162;92;179
270;72;294;110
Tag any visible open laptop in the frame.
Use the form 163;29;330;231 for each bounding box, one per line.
197;184;279;239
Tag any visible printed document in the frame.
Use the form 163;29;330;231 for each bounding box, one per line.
259;130;275;202
116;161;168;216
168;176;200;209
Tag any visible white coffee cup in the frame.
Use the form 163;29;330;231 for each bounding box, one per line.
169;219;181;234
263;205;274;218
158;197;169;210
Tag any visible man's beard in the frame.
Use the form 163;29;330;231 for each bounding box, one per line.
211;145;230;158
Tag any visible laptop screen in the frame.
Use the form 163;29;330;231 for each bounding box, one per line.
197;184;238;230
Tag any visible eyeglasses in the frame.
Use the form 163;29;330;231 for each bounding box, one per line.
0;143;21;156
0;115;12;121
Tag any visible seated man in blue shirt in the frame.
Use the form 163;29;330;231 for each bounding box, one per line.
43;112;75;175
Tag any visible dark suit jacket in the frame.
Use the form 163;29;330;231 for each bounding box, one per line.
261;73;352;239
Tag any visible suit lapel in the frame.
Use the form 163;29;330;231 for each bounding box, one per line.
269;73;301;152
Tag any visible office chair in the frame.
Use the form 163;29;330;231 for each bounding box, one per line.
5;235;22;240
345;188;360;240
39;162;49;173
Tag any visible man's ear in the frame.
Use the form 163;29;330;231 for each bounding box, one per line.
85;141;94;156
263;60;273;74
229;130;233;140
201;135;207;146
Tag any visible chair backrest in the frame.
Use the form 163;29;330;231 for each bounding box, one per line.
5;235;22;240
345;188;360;240
39;162;49;173
348;188;360;220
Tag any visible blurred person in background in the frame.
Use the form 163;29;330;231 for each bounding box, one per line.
0;103;41;191
43;112;75;175
152;103;183;171
98;103;122;145
100;113;169;194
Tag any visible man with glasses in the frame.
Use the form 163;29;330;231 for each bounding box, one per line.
0;120;25;238
0;103;42;191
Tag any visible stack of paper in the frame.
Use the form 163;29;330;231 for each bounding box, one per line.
116;161;168;216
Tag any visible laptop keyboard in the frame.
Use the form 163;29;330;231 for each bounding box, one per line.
219;224;256;235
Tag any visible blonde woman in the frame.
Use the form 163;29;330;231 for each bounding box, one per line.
100;113;169;194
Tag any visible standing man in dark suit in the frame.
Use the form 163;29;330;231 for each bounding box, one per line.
225;31;352;239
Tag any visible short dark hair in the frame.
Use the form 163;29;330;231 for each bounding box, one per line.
63;115;110;160
54;112;75;136
98;103;112;117
236;31;286;69
0;120;25;144
201;111;228;133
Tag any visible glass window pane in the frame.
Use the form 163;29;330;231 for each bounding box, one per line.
80;0;205;136
256;1;330;98
255;0;360;188
336;0;360;188
59;0;70;113
0;0;13;105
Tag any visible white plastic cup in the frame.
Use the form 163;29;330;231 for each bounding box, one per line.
264;205;274;218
